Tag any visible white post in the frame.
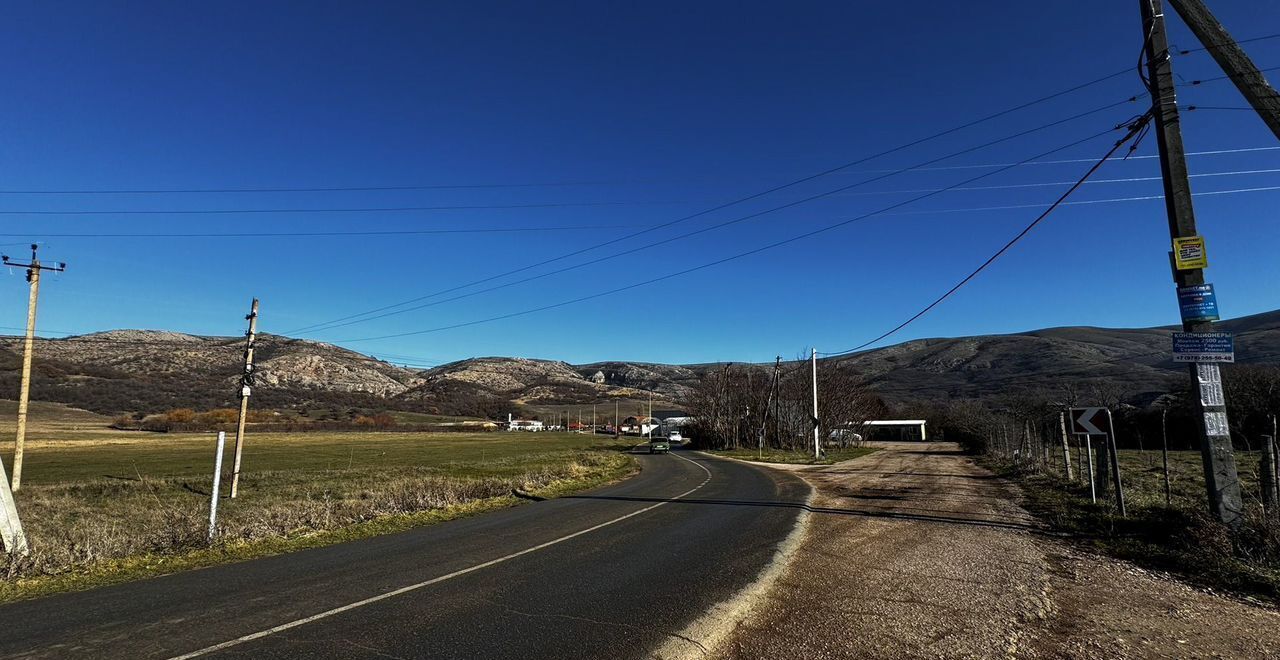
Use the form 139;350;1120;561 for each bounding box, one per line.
811;348;820;460
0;451;29;556
209;431;226;542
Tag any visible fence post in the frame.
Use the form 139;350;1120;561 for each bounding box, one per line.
1262;435;1277;517
209;431;226;542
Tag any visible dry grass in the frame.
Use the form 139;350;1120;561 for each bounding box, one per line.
0;429;635;601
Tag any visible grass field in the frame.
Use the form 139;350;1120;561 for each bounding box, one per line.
711;446;879;465
0;416;636;602
1001;448;1280;603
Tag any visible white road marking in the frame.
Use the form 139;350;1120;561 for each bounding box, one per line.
168;451;713;660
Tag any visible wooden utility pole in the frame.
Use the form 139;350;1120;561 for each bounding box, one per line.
1166;0;1280;141
229;298;259;499
2;245;66;491
1059;411;1073;480
1140;0;1243;527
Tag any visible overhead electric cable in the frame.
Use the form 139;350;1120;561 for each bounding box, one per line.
329;117;1138;344
281;68;1145;336
297;98;1143;337
815;112;1155;358
0;224;647;239
0;201;686;216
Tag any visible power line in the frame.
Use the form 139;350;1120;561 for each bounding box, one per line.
0;181;621;195
0;224;648;239
873;184;1280;216
1176;33;1280;55
816;112;1155;358
1181;63;1280;86
841;144;1280;174
329;118;1137;345
280;68;1146;336
0;200;689;216
296;97;1144;337
833;167;1280;198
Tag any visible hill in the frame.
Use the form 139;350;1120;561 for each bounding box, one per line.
0;310;1276;416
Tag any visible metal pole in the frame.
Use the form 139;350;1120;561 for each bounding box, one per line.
648;392;653;440
209;431;226;541
1139;0;1242;527
229;298;259;499
810;348;820;460
1106;409;1127;517
1162;408;1172;505
1085;435;1097;503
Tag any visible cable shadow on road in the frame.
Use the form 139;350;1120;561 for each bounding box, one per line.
560;494;1049;534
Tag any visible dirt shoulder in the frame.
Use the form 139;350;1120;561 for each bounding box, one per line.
717;441;1279;659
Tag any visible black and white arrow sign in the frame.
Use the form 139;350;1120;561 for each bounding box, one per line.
1069;407;1112;436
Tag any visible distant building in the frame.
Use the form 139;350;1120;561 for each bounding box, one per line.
507;414;545;432
621;415;660;435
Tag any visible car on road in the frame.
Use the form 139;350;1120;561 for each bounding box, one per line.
649;436;670;454
668;431;683;444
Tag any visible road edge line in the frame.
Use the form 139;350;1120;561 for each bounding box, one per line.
653;456;815;660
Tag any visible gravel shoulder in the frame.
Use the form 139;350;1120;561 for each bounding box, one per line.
716;441;1279;659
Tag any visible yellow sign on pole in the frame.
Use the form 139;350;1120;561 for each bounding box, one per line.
1173;235;1208;270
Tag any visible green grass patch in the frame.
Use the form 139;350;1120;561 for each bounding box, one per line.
992;449;1280;604
711;446;879;465
0;431;637;602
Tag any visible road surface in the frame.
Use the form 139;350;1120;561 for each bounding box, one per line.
0;446;807;659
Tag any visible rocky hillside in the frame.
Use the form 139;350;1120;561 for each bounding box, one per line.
0;310;1276;416
0;331;427;414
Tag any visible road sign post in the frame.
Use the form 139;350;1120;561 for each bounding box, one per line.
1084;435;1096;504
1070;407;1127;512
1105;409;1127;517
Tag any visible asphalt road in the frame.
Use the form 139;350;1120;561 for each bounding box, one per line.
0;446;808;659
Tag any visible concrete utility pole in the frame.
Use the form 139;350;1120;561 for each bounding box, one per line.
811;348;820;460
1167;0;1280;141
614;400;619;439
229;298;259;499
3;245;66;491
1140;0;1243;527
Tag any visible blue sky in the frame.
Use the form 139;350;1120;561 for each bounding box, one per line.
0;1;1277;366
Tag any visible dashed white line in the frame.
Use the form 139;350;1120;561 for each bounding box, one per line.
168;451;713;660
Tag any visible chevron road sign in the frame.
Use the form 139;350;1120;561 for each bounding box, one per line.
1069;407;1112;436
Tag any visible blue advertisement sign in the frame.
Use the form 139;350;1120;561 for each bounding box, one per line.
1172;332;1234;363
1177;283;1219;323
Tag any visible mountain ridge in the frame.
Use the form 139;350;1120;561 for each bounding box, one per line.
0;309;1275;415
